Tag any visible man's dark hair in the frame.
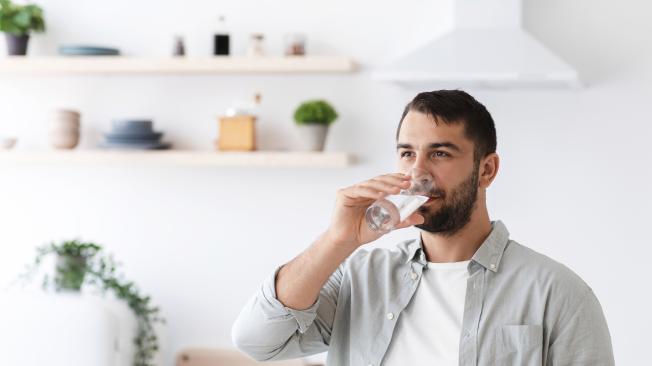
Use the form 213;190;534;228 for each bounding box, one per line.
396;90;497;163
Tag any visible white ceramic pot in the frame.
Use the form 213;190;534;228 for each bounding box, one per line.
52;120;80;131
55;109;80;119
53;110;80;130
49;130;80;149
296;123;329;151
50;109;81;149
0;291;137;366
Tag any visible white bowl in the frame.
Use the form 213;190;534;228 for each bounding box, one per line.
0;137;17;150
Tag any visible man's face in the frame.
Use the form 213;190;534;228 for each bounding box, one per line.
397;111;480;236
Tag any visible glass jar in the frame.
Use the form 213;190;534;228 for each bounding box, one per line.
247;33;265;57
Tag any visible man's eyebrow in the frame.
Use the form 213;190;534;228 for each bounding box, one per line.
428;142;461;152
396;142;461;152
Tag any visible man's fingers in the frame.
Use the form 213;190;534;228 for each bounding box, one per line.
358;175;411;195
344;185;384;200
377;174;412;187
337;173;412;205
359;181;401;195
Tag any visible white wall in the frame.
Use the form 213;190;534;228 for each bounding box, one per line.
1;0;650;364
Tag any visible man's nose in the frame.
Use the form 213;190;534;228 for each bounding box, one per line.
413;153;430;172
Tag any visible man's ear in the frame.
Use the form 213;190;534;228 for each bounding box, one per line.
479;153;499;188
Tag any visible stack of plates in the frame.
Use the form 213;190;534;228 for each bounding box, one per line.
100;120;171;150
59;45;121;56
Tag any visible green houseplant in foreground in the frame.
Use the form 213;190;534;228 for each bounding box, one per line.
20;240;163;366
293;99;338;151
0;0;45;55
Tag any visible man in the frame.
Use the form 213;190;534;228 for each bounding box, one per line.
232;90;614;366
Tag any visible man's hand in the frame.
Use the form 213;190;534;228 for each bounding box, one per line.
274;173;425;311
325;173;425;248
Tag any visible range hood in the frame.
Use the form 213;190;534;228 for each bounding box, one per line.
374;0;581;89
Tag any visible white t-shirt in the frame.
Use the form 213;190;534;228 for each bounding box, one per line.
382;260;470;366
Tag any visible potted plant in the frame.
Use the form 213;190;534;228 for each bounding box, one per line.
0;0;45;55
51;240;99;291
293;99;338;151
19;240;164;366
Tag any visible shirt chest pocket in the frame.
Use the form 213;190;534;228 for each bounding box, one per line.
494;325;543;366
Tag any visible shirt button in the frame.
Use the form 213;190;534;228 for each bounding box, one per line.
490;263;496;269
387;312;394;320
410;271;418;280
464;330;471;338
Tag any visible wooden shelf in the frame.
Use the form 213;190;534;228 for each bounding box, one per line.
0;56;356;75
0;150;354;168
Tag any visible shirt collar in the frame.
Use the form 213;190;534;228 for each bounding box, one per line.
405;220;510;273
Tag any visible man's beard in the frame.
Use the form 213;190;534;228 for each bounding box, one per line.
415;164;479;236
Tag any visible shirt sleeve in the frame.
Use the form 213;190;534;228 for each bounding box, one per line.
546;289;615;366
231;263;344;362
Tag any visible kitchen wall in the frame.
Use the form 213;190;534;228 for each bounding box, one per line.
1;0;650;364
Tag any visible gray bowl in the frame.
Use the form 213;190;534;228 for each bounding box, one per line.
99;140;171;150
104;131;163;141
111;119;153;134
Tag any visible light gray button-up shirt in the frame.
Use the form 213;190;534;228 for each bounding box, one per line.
232;220;615;366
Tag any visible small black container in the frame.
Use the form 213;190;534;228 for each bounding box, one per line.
213;34;230;55
5;33;30;56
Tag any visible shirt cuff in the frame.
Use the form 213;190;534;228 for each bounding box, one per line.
259;265;320;334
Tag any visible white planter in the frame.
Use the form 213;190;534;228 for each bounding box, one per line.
0;291;137;366
49;130;80;149
296;123;329;151
50;109;81;149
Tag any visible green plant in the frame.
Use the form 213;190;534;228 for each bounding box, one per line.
20;240;164;366
0;0;45;35
293;99;338;125
51;241;100;291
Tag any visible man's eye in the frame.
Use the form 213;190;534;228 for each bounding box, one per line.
400;151;414;158
432;151;449;158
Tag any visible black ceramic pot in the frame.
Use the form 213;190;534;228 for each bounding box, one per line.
5;33;30;55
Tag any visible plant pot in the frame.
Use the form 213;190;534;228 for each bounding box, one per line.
296;123;329;151
5;33;30;56
55;254;88;292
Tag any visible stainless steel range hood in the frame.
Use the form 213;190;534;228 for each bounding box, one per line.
373;0;581;89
